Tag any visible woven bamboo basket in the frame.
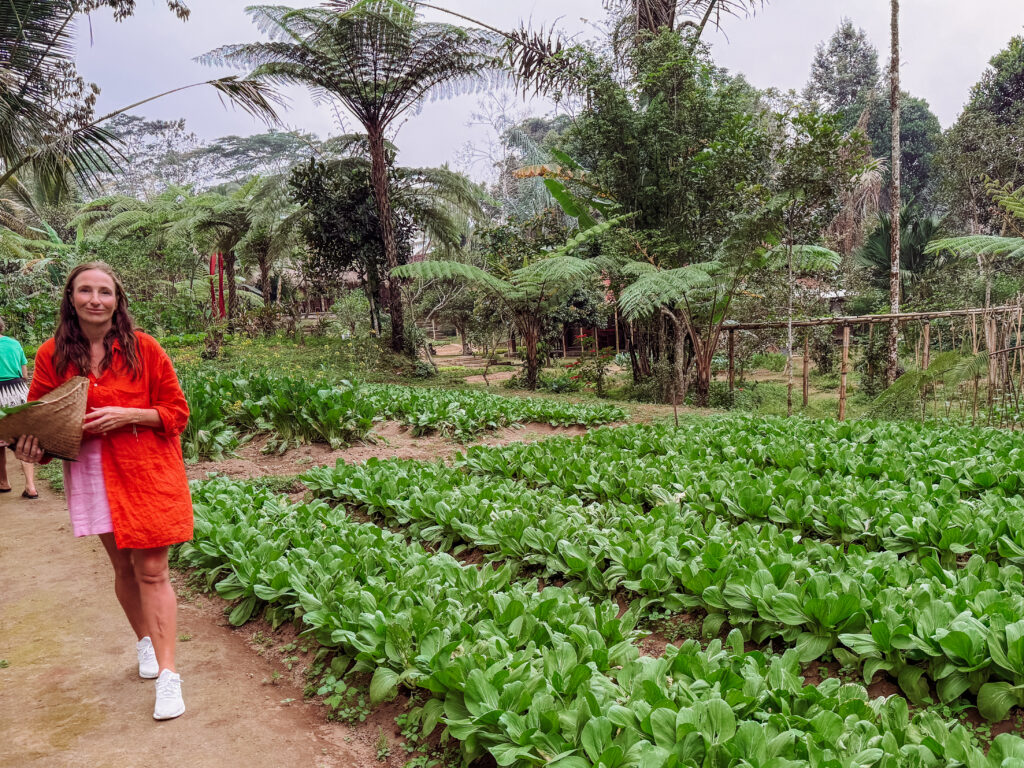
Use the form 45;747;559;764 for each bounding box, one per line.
0;376;89;461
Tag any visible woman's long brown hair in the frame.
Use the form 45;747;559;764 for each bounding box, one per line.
54;262;141;378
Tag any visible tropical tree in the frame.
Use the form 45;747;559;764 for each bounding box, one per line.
934;36;1024;234
926;177;1024;306
75;176;297;322
887;0;902;385
290;135;486;333
205;0;503;354
0;0;278;196
604;0;765;50
803;19;879;114
856;207;944;303
394;215;633;388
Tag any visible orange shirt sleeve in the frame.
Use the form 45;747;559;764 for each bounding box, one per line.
146;339;189;437
26;340;59;401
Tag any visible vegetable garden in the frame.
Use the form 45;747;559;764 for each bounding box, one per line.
180;370;627;460
177;412;1024;766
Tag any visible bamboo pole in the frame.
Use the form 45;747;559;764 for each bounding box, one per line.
723;306;1015;332
839;325;850;421
728;329;735;393
803;331;810;408
867;324;875;384
922;321;930;370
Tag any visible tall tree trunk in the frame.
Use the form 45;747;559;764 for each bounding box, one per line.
258;254;272;306
887;0;902;385
368;127;407;354
786;238;794;417
520;317;541;389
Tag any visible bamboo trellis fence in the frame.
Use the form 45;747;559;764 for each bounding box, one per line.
722;306;1024;423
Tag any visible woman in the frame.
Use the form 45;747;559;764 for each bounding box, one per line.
14;262;193;721
0;317;38;498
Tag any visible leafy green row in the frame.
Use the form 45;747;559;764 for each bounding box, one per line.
361;384;628;438
180;477;1024;766
454;418;1024;565
301;456;1024;718
458;416;1024;498
179;370;626;460
180;371;375;459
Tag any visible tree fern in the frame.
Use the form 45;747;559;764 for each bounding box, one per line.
618;262;720;320
764;244;842;272
925;235;1024;261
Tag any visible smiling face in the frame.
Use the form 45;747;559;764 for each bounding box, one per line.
71;269;118;328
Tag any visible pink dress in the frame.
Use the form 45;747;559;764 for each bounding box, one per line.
63;437;114;537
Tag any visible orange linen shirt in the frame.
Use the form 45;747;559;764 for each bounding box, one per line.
28;332;193;549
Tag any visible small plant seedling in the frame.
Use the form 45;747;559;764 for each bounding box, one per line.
376;726;390;762
0;660;9;669
178;633;192;642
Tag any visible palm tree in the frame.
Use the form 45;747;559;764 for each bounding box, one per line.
75;177;295;322
857;207;943;303
926;177;1024;304
0;1;278;196
204;0;502;354
603;0;765;54
395;215;633;388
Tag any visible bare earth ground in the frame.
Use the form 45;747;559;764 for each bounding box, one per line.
186;420;587;481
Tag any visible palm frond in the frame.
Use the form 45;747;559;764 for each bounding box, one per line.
514;255;600;287
392;259;512;296
764;245;841;272
618;262;719;320
925;236;1024;260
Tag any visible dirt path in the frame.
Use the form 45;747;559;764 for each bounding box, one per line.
0;485;365;768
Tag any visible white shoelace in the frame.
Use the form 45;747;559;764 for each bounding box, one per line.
156;673;181;698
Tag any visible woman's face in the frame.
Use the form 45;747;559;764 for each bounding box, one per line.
71;269;118;327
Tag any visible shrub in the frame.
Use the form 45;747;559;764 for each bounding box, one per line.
748;352;787;372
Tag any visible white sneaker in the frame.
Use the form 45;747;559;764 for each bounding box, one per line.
137;636;158;679
153;669;185;720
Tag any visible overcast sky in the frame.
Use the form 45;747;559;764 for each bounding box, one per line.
74;1;1024;179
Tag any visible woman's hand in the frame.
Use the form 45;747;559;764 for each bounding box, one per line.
13;435;45;464
83;406;140;434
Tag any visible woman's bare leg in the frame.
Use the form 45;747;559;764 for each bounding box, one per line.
0;445;9;490
98;532;148;640
21;460;36;496
132;546;177;672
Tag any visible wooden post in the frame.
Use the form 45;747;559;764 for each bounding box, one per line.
839;325;850;422
922;321;931;370
867;323;875;384
562;324;568;358
728;329;735;393
803;331;810;408
614;310;620;354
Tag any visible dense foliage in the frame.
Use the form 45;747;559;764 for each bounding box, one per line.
181;470;1024;766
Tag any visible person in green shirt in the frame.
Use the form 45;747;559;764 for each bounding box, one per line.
0;317;37;498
